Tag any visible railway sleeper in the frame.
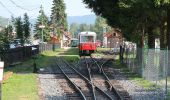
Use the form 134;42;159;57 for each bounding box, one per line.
105;80;113;91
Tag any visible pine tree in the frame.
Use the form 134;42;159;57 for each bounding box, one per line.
4;25;13;44
51;0;68;37
34;5;50;42
23;13;30;42
15;17;24;45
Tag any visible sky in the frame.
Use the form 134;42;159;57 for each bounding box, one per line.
0;0;94;18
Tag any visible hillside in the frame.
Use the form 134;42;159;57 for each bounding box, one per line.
0;16;8;27
67;14;96;25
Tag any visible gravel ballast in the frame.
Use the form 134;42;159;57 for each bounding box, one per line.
38;67;67;100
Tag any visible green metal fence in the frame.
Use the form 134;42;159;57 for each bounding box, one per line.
123;47;170;99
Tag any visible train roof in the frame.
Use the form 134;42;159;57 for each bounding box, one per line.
78;32;96;36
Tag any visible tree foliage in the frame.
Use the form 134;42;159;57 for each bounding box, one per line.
94;16;111;40
69;16;110;40
0;27;13;50
0;32;8;50
51;0;68;38
4;25;13;42
14;17;24;45
34;6;50;42
23;13;30;41
83;0;170;48
69;23;79;38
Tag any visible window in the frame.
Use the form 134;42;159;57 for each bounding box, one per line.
81;36;94;42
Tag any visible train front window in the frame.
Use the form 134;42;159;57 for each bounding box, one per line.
81;36;94;42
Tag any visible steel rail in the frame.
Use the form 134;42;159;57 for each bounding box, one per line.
84;57;97;100
62;57;113;100
90;56;102;73
55;61;87;100
92;57;124;100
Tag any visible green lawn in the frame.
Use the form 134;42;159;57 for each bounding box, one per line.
2;74;38;100
2;48;80;100
55;47;80;63
97;47;111;52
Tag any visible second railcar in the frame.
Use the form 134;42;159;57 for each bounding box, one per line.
78;32;97;56
71;38;78;47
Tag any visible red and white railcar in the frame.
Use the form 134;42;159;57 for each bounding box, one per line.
78;32;97;56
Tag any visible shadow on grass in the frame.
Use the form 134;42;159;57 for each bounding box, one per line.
110;59;142;78
4;48;80;74
58;47;79;55
56;47;80;62
4;53;56;74
110;59;157;89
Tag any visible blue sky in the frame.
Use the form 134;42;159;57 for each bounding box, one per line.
0;0;94;18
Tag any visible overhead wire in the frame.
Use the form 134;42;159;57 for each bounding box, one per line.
0;1;14;15
8;0;39;11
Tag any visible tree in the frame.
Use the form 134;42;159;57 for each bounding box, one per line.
34;6;50;42
0;32;7;50
79;24;90;32
0;26;13;50
69;23;79;38
4;25;13;41
51;0;68;37
94;16;111;40
23;13;30;42
154;0;170;49
83;0;167;48
15;17;24;45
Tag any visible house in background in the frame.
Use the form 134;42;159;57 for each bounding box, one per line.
103;28;123;48
61;31;72;47
50;34;60;44
50;30;72;48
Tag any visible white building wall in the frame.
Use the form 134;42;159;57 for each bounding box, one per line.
103;37;107;48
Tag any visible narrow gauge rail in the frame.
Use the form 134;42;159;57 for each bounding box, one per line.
84;57;114;100
84;58;96;100
90;56;131;100
55;58;88;100
62;57;117;100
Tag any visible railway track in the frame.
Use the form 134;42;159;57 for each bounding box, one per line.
84;57;115;100
53;56;131;100
89;56;131;100
56;58;121;100
54;58;92;100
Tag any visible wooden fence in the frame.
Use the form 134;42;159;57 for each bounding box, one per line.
0;43;60;66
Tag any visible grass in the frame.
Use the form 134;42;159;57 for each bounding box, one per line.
2;50;62;100
113;59;157;89
36;51;58;68
2;74;38;100
61;55;80;62
4;50;60;73
2;47;80;100
57;48;80;62
97;47;111;51
128;72;158;89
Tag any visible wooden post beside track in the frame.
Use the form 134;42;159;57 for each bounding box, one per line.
0;61;4;100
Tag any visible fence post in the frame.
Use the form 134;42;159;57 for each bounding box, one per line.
0;60;4;100
165;47;168;96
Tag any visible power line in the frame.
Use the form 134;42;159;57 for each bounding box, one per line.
0;1;14;15
8;0;38;11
